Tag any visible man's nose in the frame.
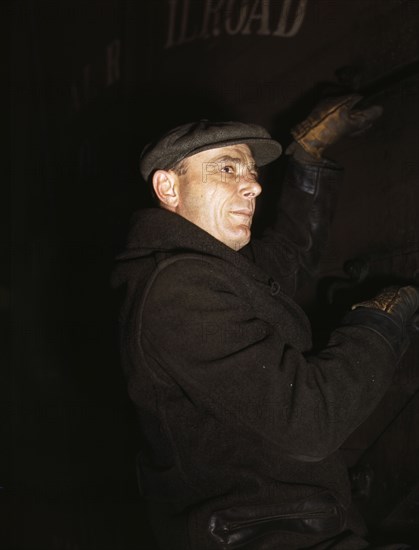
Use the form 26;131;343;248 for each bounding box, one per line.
241;177;262;198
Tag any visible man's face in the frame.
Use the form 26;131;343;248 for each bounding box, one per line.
173;144;262;250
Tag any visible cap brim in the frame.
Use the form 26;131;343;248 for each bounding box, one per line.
246;139;283;166
176;138;282;168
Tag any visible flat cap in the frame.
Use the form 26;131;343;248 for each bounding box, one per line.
140;119;282;180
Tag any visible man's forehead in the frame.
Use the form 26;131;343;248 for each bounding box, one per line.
189;144;255;164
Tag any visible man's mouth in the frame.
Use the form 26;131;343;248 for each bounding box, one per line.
230;210;253;228
230;210;253;218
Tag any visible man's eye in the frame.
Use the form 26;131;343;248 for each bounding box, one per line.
221;165;234;174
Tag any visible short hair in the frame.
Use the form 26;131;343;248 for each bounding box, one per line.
170;157;189;176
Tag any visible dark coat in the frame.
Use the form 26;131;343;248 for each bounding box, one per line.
112;158;396;549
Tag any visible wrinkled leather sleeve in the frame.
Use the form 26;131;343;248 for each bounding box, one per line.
247;156;343;296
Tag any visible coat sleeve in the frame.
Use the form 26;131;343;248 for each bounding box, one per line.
247;156;343;296
140;258;396;462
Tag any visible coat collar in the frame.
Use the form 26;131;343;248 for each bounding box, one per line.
116;208;272;285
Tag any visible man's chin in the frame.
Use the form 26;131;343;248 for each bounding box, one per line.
229;232;251;251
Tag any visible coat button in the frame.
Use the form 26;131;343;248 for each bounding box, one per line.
268;278;280;296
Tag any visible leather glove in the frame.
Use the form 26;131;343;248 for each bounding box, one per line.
290;94;383;160
351;286;419;323
346;286;419;360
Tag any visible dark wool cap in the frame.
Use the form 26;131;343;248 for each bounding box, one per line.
140;119;282;181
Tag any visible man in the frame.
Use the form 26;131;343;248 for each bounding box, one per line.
112;97;419;549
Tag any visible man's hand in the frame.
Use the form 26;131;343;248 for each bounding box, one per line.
352;285;419;341
343;285;419;361
352;286;419;327
290;94;383;160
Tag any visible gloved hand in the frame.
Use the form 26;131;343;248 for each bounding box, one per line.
346;286;419;360
352;286;419;326
290;94;383;160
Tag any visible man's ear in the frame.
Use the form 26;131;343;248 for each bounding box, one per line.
152;170;179;209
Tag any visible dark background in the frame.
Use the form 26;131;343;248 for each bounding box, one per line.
6;0;419;548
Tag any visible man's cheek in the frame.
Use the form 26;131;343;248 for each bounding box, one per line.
202;162;219;183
